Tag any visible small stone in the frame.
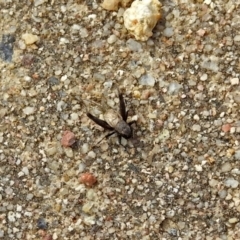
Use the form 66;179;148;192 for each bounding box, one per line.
79;173;97;187
222;124;231;132
0;34;15;62
87;151;96;158
37;218;48;230
101;0;119;10
34;0;46;6
78;163;86;173
200;73;208;81
107;34;117;44
224;178;239;188
22;33;39;45
168;82;182;94
197;29;206;36
218;190;227;199
64;148;74;158
81;143;89;154
230;78;239;85
43;234;53;240
126;39;142;52
61;131;76;147
23;106;35;115
235;150;240;160
83;216;95;225
228;218;239;224
82;202;94;214
192;124;201;132
221;162;232;172
234;35;240;42
195;165;202;172
209;179;219;187
163;27;174;37
139;73;155;86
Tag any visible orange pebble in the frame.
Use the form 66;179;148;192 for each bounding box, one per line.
79;173;97;187
221;124;231;133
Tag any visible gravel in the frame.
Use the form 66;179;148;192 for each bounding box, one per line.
1;0;240;239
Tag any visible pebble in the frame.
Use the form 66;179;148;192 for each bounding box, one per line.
81;143;89;154
79;173;97;187
107;34;117;44
235;150;240;160
168;82;182;94
126;39;142;52
163;27;174;37
23;106;35;115
0;34;15;62
200;73;208;81
233;35;240;42
82;202;94;214
221;162;232;172
87;151;96;158
37;218;48;230
221;124;231;132
192;124;201;132
218;190;227;199
195;165;202;172
34;0;46;6
228;218;239;224
139;73;155;86
230;77;239;85
224;178;239;188
78;163;86;172
61;131;76;147
21;33;39;45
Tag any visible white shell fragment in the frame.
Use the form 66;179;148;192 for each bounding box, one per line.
123;0;162;41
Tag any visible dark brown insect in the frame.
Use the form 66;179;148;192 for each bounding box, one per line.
87;90;135;143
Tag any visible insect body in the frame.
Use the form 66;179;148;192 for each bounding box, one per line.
87;90;135;142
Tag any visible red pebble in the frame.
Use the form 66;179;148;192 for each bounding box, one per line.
61;130;76;147
221;124;231;133
79;173;97;187
42;234;53;240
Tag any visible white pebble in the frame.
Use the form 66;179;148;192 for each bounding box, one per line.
22;166;29;175
78;163;86;172
235;150;240;160
200;73;208;81
192;124;201;132
224;178;239;188
8;211;16;222
195;164;202;172
81;143;89;154
88;151;96;159
107;35;117;44
221;162;232;172
168;82;182;94
234;35;240;42
230;78;239;85
23;106;35;115
163;27;174;37
34;0;46;6
139;73;155;86
70;112;79;121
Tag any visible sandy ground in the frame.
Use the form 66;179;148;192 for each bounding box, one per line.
0;0;240;239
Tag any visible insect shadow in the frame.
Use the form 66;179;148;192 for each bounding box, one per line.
87;89;136;144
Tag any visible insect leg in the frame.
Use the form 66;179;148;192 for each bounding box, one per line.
97;131;116;144
87;113;113;130
118;89;128;121
128;120;136;126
